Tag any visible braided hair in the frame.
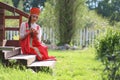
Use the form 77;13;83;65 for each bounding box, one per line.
28;16;33;37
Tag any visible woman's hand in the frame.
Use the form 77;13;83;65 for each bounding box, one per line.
31;28;38;36
20;30;32;40
30;28;38;35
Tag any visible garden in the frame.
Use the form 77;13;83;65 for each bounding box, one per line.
0;0;120;80
0;48;103;80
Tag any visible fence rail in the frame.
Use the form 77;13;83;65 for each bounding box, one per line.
5;27;100;47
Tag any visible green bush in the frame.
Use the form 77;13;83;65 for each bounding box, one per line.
95;28;120;80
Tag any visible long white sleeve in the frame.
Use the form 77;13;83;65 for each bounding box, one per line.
37;27;42;42
20;22;26;39
31;23;42;42
20;22;42;41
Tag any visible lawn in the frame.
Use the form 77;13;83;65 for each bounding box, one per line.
0;48;103;80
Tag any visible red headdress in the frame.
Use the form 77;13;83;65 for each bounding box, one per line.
30;7;40;15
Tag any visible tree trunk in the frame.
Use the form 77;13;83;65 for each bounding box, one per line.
57;0;75;45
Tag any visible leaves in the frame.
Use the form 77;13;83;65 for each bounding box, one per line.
96;0;120;25
95;28;120;79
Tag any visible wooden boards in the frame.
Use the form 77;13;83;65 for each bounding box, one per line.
28;61;56;68
0;46;16;51
8;55;36;66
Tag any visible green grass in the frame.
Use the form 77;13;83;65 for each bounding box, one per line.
0;48;103;80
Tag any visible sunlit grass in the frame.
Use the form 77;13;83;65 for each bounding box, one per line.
49;48;103;80
0;48;103;80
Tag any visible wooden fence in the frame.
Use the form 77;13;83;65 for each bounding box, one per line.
5;27;100;47
72;28;100;47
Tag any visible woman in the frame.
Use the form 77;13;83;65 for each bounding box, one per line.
19;7;56;61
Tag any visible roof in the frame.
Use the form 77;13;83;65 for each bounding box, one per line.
0;2;29;18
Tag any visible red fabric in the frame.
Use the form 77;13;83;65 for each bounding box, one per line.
19;23;56;61
30;7;40;15
20;31;31;54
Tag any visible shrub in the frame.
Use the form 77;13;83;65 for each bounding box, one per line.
95;28;120;80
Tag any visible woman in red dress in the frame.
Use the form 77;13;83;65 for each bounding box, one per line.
19;7;56;61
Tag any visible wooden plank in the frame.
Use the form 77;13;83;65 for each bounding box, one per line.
8;55;35;59
5;28;19;31
2;47;21;59
5;16;20;19
8;55;36;66
28;61;56;68
15;9;29;18
0;46;15;51
19;15;22;27
0;50;9;66
6;40;19;47
0;8;5;46
0;2;29;18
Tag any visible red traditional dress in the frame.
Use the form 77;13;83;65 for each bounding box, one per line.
20;22;56;61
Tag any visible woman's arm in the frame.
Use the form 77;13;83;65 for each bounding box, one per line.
37;27;42;42
19;22;31;40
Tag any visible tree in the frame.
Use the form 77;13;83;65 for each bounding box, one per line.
11;0;46;12
96;0;120;25
55;0;85;45
23;0;31;12
86;0;99;10
56;0;75;45
39;0;108;46
12;0;20;8
86;0;120;25
97;0;112;17
31;0;46;7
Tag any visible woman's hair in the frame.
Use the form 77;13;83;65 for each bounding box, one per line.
28;15;33;37
28;16;31;28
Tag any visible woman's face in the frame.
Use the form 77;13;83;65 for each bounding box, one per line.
31;14;39;23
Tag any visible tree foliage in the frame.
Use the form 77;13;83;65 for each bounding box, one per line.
38;0;109;45
86;0;99;9
1;0;110;46
12;0;20;8
11;0;46;12
86;0;120;25
38;1;57;28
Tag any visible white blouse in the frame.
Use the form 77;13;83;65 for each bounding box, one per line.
20;22;42;41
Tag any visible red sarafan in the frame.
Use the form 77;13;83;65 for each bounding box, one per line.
19;7;56;61
20;22;56;61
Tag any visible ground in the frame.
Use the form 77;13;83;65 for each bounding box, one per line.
0;48;103;80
